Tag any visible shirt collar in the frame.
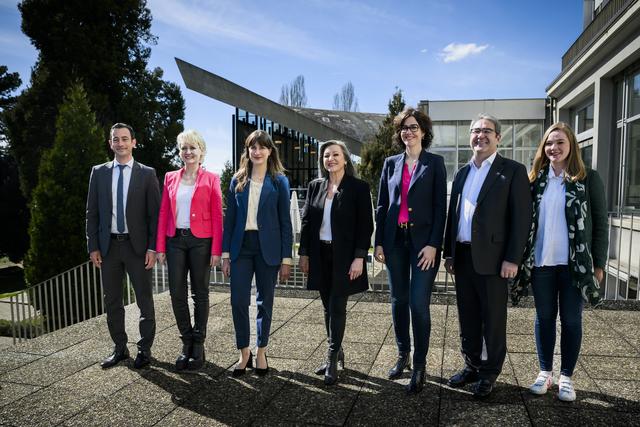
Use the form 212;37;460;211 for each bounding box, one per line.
112;158;134;169
470;151;497;170
548;165;565;180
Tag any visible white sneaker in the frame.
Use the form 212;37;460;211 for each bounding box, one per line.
529;371;554;395
558;375;576;402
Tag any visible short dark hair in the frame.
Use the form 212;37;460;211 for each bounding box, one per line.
470;113;501;135
110;123;135;140
393;108;433;149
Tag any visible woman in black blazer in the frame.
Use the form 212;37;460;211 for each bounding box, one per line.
299;140;373;386
374;107;447;394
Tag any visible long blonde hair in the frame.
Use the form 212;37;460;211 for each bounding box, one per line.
529;122;586;183
234;130;285;192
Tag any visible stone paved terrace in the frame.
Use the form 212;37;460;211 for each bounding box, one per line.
0;287;639;426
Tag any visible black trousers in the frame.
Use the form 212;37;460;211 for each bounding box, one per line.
318;243;349;353
454;243;508;382
101;237;155;351
166;230;212;343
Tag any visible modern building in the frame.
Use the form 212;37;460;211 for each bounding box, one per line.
546;0;640;299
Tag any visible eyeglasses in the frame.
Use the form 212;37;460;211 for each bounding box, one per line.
401;124;420;133
470;128;496;135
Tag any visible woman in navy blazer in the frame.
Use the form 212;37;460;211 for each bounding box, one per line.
374;107;447;394
298;140;373;385
222;130;293;377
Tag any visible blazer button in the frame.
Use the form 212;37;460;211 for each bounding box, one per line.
410;223;414;227
408;207;413;212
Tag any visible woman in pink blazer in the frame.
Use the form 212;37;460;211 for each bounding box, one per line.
156;129;223;371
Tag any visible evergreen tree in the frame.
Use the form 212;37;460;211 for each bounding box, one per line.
5;0;184;201
358;88;405;205
25;83;106;285
220;160;234;208
0;66;28;262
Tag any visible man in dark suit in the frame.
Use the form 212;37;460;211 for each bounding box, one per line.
443;113;532;398
86;123;161;369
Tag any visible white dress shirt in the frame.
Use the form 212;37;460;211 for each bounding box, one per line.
110;158;134;234
175;182;195;229
534;167;569;267
456;152;497;243
319;197;333;241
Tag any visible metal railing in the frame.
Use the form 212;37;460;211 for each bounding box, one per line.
604;210;640;300
561;0;635;70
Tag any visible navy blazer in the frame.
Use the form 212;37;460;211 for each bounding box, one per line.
86;160;160;257
222;174;293;266
375;150;447;253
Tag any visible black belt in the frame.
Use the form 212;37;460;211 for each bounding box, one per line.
176;228;191;236
111;233;129;241
320;240;332;245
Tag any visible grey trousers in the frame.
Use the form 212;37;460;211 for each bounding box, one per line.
100;238;156;351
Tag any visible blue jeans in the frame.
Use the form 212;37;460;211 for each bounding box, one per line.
386;228;438;368
230;231;279;349
531;265;584;376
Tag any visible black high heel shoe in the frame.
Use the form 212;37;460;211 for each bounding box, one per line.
232;352;253;377
255;354;269;376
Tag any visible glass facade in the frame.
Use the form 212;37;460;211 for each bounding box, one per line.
430;119;544;186
611;67;640;211
234;108;319;189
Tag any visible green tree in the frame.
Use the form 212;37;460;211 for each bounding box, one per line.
0;66;28;262
358;88;405;205
25;83;106;286
5;0;183;202
220;160;234;208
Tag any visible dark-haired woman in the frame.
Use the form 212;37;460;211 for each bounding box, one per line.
222;130;293;377
512;122;607;402
374;107;447;394
299;140;373;386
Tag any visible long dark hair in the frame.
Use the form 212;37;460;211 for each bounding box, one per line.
393;107;433;150
233;130;285;192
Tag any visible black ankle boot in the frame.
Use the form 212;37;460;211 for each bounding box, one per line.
388;352;411;379
187;340;205;371
315;347;345;375
324;351;339;385
406;367;425;394
175;341;192;371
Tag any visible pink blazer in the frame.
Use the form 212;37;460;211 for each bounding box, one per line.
156;168;223;255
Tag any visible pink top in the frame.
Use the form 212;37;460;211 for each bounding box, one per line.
398;163;415;224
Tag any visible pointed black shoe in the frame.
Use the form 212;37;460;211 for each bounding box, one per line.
187;341;205;371
447;368;479;388
255;354;269;377
100;347;129;369
388;352;411;379
472;379;494;398
133;350;151;369
175;341;192;371
406;368;425;394
314;347;344;375
324;351;339;385
232;352;253;377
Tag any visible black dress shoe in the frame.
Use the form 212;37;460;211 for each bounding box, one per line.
255;354;269;377
100;348;130;369
133;350;151;369
388;352;411;380
472;379;494;398
406;368;425;394
187;341;205;371
232;352;253;377
314;347;344;375
175;342;192;371
447;368;479;388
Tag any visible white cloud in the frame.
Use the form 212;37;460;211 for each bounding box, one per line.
439;43;488;63
149;0;334;62
420;48;428;53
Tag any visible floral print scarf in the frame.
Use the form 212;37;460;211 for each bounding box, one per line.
511;165;602;307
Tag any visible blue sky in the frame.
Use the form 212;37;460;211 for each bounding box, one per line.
1;0;583;172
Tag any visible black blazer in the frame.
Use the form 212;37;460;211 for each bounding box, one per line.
299;175;373;296
86;161;161;257
375;150;447;252
443;154;532;275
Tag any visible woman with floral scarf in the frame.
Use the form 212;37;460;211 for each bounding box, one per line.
511;122;608;402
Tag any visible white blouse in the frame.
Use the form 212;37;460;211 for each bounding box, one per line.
534;168;569;267
319;197;333;241
175;182;195;229
244;180;263;231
